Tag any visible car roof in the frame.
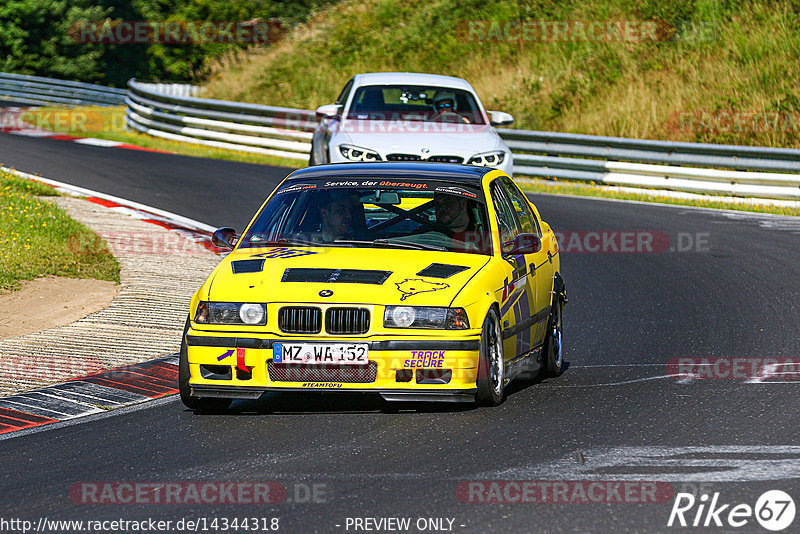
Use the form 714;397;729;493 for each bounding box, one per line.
287;162;493;183
353;72;475;91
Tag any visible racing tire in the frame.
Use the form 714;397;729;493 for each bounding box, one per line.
178;319;232;412
476;308;505;406
541;296;564;378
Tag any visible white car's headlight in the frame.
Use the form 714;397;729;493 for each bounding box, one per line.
339;144;382;162
195;302;267;325
468;151;506;167
384;306;469;329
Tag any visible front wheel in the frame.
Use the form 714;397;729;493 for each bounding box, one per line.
179;322;231;412
476;308;505;406
541;296;564;377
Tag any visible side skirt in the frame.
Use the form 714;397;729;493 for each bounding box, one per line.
504;345;544;384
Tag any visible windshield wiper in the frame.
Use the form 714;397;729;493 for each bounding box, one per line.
333;239;447;252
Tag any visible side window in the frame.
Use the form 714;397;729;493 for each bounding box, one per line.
336;79;354;106
501;177;541;237
490;181;520;248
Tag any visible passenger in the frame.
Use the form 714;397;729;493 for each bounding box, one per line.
433;192;486;252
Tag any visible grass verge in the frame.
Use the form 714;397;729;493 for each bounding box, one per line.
0;168;120;292
518;177;800;217
202;0;800;150
24;106;302;169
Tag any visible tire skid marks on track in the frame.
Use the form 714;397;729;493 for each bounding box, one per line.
479;446;800;482
540;365;800;387
0;356;178;437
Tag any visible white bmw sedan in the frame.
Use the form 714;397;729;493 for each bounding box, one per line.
310;72;515;176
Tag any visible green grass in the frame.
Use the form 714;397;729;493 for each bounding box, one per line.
518;177;800;217
30;106;304;169
201;0;800;149
0;169;120;291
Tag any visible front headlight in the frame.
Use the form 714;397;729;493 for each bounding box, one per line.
384;306;469;329
339;144;382;162
195;302;266;325
468;150;506;167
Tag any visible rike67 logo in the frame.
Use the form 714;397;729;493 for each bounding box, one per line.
668;490;796;531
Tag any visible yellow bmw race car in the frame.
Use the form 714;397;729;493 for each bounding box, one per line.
180;162;566;410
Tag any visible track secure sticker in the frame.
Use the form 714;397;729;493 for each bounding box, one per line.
405;351;446;368
395;278;449;301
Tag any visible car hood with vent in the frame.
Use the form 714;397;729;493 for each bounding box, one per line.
206;246;490;307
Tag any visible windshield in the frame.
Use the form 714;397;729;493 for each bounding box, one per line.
240;178;493;255
345;85;486;125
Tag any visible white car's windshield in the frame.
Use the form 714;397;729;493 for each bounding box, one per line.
241;178;493;255
345;85;486;125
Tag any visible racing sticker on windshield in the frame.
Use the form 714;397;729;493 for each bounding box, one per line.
434;186;479;199
395;278;449;301
275;183;317;195
321;179;432;190
249;247;317;259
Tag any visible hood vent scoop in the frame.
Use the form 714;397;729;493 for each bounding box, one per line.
416;263;469;279
282;268;392;285
232;259;265;274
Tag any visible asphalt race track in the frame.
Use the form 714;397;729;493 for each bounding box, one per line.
1;131;800;532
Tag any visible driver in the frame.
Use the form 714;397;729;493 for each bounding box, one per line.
319;190;360;241
431;91;470;124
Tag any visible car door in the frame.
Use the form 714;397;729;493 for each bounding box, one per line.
489;180;536;360
500;177;552;347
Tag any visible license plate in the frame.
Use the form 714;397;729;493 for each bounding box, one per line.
273;343;368;365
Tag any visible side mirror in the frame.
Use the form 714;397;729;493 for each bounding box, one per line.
316;104;342;119
502;233;541;256
211;227;238;250
488;110;514;127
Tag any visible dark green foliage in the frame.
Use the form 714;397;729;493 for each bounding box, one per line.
0;0;336;86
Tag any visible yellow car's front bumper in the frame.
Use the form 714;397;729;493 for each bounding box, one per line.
186;328;481;402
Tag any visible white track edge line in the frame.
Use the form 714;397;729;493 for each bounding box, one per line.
1;165;216;232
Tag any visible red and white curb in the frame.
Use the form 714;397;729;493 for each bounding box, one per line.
0;167;228;436
1;165;225;254
0;106;172;154
0;356;179;436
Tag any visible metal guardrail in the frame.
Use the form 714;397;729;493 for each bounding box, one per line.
122;81;800;199
0;72;126;107
125;79;314;161
3;72;798;200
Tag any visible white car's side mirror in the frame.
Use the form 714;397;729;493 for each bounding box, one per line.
488;110;514;127
316;104;342;119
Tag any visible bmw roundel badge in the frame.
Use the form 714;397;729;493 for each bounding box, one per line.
319;290;334;297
